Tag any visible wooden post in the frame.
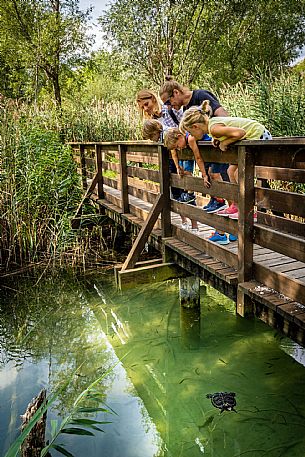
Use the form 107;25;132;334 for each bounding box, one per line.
158;145;171;239
237;146;255;317
95;144;104;199
80;144;87;191
179;276;200;308
119;144;129;213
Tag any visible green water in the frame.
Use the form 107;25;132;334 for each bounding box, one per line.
1;272;305;457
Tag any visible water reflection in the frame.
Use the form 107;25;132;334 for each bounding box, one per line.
1;273;305;457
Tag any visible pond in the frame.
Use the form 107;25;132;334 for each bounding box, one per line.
1;272;305;457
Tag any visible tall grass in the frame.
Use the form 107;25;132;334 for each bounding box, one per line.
218;70;305;136
0;70;304;270
0;102;81;269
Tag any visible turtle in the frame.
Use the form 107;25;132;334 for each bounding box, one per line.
206;392;237;413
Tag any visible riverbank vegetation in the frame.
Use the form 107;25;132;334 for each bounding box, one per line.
0;0;304;274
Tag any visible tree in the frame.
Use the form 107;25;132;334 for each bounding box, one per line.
99;0;305;86
0;0;93;106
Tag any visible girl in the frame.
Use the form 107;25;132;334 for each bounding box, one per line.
136;89;182;128
180;100;272;151
180;99;272;224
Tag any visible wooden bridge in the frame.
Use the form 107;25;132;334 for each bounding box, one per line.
69;138;305;347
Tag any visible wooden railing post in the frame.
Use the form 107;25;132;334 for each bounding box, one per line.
95;144;104;199
158;145;172;238
118;144;129;213
80;144;87;191
237;145;255;316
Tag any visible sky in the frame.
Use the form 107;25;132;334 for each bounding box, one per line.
79;0;110;50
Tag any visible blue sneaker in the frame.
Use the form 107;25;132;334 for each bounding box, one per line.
208;231;229;245
179;192;196;204
203;197;215;210
229;234;238;242
205;200;228;214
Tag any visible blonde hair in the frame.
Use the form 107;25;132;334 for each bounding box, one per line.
142;119;163;141
179;100;212;134
136;89;162;119
159;75;187;99
164;127;181;150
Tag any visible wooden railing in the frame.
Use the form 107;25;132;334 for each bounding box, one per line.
69;138;305;311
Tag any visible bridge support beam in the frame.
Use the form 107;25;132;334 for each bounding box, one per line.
179;276;200;309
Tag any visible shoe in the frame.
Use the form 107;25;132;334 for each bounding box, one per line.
181;221;189;229
229;234;238;242
189;227;199;233
208;231;230;245
217;203;238;217
229;211;239;219
179;192;196;204
203;197;216;210
206;201;228;214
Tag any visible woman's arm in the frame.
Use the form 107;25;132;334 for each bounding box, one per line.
188;136;210;188
210;124;246;151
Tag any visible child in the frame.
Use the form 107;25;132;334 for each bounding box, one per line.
142;120;198;231
179;99;272;154
180;100;272;239
164;127;211;188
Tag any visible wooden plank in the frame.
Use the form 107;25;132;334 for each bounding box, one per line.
121;194;164;271
118;262;189;290
119;145;129;213
254;225;305;263
237;146;255;316
80;144;88;190
171;200;237;235
126;166;160;183
254;262;305;304
255;187;305;218
103;162;120;173
196;143;238;164
253;143;305;168
172;226;238;269
256;212;305;238
170;175;238;201
276;302;305;323
96;144;104;199
255;166;305;183
159;145;171;238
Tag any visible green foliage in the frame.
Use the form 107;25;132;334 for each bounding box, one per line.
0;101;81;266
0;0;92;104
99;0;305;86
218;70;305;136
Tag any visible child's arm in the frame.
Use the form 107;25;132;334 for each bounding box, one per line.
210;124;246;151
188;135;210;188
171;149;184;176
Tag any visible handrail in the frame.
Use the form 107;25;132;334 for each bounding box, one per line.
68;138;305;310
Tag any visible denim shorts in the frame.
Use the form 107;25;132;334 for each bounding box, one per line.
178;160;195;173
205;162;229;174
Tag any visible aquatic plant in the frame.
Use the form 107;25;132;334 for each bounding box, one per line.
4;360;123;457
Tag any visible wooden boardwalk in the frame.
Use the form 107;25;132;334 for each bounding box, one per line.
69;139;305;346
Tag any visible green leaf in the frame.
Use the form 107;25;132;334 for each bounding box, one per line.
51;419;58;438
70;418;109;426
76;407;110;413
51;444;75;457
61;427;95;436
